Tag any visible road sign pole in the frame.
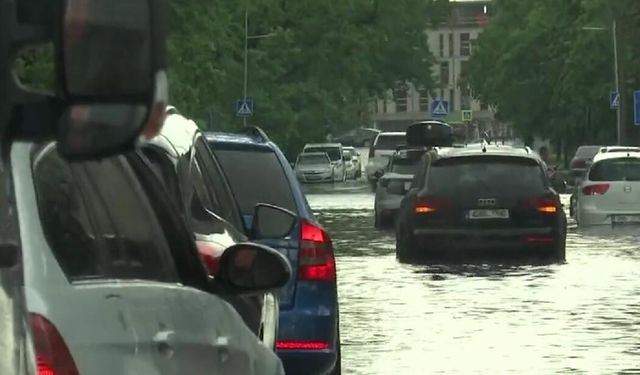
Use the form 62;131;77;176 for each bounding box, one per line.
613;19;621;144
243;9;249;127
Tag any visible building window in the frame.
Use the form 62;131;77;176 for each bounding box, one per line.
448;33;454;57
460;33;471;56
480;102;489;111
449;89;455;112
393;88;408;112
418;88;429;112
440;62;449;86
460;60;469;78
439;34;444;57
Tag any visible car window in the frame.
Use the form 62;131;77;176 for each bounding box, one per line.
81;157;177;282
374;134;406;150
299;154;329;164
575;146;601;159
193;138;244;230
32;144;103;279
428;156;546;195
141;146;180;202
391;158;421;175
589;158;640;181
213;148;298;216
304;147;341;161
32;143;176;282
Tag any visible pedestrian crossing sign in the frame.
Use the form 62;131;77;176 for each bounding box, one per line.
236;97;254;117
431;100;449;117
462;110;473;122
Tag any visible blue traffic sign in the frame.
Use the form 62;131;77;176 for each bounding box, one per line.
610;91;619;109
236;97;254;117
634;91;640;126
431;99;449;117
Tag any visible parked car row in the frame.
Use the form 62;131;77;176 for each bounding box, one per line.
294;142;362;184
17;105;340;375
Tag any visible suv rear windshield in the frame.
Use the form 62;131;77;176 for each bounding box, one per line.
589;158;640;181
390;158;421;175
212;148;298;215
575;146;602;159
428;156;546;194
299;154;330;165
304;147;341;161
374;134;406;150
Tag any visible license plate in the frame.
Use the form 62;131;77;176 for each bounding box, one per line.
612;215;640;224
467;209;510;220
404;182;412;191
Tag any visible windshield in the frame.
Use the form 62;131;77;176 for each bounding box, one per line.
589;158;640;181
299;154;330;165
374;134;406;150
429;157;545;194
390;158;421;175
304;147;341;161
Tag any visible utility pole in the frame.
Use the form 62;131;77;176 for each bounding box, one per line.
243;9;249;127
612;18;621;145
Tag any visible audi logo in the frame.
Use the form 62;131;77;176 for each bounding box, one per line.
477;198;497;207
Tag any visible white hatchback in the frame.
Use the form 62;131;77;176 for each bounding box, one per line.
575;150;640;226
15;141;289;375
365;132;406;184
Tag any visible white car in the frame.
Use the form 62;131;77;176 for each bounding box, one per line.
365;132;406;185
342;146;362;179
15;141;289;374
575;150;640;226
294;152;335;183
302;143;347;182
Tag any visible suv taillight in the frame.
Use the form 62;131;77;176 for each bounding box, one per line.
414;197;451;214
526;196;560;213
30;313;80;375
298;220;336;281
582;183;610;196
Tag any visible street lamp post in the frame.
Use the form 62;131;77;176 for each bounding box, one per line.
242;10;277;127
584;19;621;144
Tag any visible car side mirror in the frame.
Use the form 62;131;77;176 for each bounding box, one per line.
215;243;291;295
55;0;168;159
251;204;297;240
0;243;19;268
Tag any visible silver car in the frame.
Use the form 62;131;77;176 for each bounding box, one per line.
294;152;336;183
374;149;426;228
575;150;640;226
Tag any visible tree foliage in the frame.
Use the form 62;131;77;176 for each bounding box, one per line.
168;0;448;157
467;0;640;159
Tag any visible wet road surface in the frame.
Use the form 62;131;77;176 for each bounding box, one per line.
303;181;640;375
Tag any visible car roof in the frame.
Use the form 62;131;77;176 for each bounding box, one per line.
304;143;342;147
593;151;640;163
300;152;329;157
145;111;200;158
343;146;355;150
205;130;274;152
377;132;405;137
435;145;540;161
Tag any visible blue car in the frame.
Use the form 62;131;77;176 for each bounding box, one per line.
206;128;341;375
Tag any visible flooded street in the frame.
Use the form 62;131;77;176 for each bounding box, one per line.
303;182;640;375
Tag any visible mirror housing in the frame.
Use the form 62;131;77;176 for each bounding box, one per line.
251;204;297;240
215;243;291;295
54;0;168;159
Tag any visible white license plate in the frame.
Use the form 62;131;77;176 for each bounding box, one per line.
404;182;412;191
467;209;510;220
612;215;640;224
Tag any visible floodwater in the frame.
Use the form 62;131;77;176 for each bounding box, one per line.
303;181;640;375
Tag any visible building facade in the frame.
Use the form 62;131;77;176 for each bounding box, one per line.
372;0;495;133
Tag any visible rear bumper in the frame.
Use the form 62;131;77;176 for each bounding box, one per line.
296;172;333;183
411;227;561;256
277;282;339;375
578;207;640;226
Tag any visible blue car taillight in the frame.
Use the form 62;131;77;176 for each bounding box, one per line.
298;220;336;282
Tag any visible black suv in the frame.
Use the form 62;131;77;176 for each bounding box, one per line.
395;145;567;263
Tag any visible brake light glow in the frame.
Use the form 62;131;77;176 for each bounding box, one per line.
527;196;560;214
299;220;336;281
30;313;80;375
571;160;586;169
582;184;610;196
415;197;449;214
276;341;330;350
525;235;555;243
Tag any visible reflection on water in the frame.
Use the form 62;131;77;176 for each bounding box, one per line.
305;184;640;375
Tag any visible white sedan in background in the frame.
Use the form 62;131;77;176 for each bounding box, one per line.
575;150;640;226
